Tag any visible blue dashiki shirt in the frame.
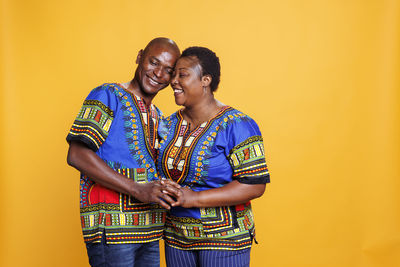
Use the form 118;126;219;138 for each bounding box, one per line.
157;106;270;251
66;83;165;244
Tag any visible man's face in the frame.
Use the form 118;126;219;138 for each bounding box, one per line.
135;44;179;97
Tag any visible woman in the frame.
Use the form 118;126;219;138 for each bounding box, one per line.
157;47;270;267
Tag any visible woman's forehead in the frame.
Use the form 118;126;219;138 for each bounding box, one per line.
177;56;202;73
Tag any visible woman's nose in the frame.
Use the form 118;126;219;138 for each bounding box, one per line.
171;74;178;85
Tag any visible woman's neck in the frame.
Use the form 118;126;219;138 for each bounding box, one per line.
182;97;224;129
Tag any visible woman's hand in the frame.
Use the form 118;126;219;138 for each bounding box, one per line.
160;179;265;209
131;179;182;209
171;187;199;208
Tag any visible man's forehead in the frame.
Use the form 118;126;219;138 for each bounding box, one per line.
144;46;179;67
146;43;178;55
143;38;180;59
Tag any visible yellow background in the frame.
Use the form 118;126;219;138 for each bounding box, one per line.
1;0;399;266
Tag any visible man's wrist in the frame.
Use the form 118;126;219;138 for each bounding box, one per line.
128;180;140;198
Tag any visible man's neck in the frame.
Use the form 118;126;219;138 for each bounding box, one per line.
124;80;154;107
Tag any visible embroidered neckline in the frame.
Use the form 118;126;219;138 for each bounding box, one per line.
162;106;232;183
115;83;158;160
176;106;230;133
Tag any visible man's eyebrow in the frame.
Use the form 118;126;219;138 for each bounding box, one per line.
151;56;175;68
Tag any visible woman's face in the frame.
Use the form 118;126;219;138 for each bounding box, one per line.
170;56;205;107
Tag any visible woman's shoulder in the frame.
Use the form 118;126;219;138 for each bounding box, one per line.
218;106;258;127
214;106;263;144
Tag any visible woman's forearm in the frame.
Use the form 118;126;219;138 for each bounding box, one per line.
173;180;265;208
196;181;265;207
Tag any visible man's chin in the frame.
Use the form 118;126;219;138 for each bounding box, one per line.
142;86;163;97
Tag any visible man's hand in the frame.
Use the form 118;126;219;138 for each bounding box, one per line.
68;141;201;209
130;180;181;210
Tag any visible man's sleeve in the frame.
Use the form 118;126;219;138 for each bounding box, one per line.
228;118;270;184
66;85;115;152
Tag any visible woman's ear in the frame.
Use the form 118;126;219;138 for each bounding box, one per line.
201;75;212;88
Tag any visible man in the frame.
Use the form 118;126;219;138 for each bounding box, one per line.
67;37;180;267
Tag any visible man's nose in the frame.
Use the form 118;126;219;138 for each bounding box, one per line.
153;66;163;78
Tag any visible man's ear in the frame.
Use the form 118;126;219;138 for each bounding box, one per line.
136;49;144;64
201;74;212;88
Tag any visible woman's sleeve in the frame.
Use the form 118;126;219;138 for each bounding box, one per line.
227;117;270;184
66;84;116;152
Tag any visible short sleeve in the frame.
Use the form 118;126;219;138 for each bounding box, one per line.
66;84;116;152
227;117;270;184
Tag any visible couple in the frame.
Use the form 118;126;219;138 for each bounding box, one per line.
66;37;270;267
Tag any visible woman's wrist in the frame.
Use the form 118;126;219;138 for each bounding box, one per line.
192;190;203;208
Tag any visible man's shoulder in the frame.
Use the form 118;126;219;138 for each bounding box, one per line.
163;111;179;122
152;104;163;117
84;83;124;102
91;83;119;93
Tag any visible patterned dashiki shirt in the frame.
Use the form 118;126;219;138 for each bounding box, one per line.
66;83;164;244
157;106;270;251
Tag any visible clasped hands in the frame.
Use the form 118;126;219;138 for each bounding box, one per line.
133;178;197;209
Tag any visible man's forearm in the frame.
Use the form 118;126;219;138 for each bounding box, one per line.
67;141;181;209
67;141;135;196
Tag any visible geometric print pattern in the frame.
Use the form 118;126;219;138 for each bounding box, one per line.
158;107;269;251
229;136;270;184
164;204;255;250
80;208;165;244
110;84;160;180
116;168;160;212
159;107;266;189
160;106;231;184
79;166;166;244
67;83;165;244
131;93;159;160
67;99;113;151
124;89;159;160
164;119;208;183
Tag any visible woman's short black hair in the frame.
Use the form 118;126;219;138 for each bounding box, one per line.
181;46;220;92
